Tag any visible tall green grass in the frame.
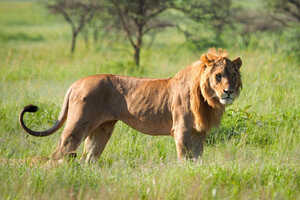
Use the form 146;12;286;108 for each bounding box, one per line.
0;1;299;199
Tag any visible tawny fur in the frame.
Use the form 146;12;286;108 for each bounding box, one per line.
19;49;242;162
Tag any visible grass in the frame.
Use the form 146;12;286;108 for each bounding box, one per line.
0;1;300;199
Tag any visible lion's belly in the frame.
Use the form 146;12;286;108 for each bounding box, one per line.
120;117;172;135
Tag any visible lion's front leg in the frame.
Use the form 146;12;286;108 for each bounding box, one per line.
173;127;206;161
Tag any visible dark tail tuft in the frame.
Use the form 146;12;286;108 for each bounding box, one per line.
23;105;38;112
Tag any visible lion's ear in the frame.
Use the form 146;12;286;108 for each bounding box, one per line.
200;54;209;64
206;53;218;61
233;57;242;70
200;53;216;66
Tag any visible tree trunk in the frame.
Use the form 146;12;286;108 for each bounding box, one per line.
83;30;89;49
93;27;99;43
71;31;78;53
134;27;143;67
134;46;140;67
215;25;223;44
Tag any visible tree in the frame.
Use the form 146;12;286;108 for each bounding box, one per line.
266;0;300;62
109;0;174;66
267;0;300;25
233;8;283;46
175;0;236;48
47;0;100;53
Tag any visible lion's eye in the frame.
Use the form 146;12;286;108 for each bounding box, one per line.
215;73;222;82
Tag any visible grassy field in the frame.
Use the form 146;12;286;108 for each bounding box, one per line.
0;1;300;199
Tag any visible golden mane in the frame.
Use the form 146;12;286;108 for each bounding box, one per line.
190;48;239;132
201;48;228;65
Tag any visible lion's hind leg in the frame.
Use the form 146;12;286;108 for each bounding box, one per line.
81;120;117;163
51;118;92;162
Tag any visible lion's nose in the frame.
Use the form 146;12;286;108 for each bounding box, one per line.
224;89;233;95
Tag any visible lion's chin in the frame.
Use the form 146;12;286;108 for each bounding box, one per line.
219;98;233;105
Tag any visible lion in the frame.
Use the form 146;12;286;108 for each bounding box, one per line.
19;49;242;163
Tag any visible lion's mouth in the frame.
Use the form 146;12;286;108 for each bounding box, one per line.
219;97;233;105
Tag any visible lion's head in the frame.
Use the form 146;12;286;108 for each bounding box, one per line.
191;49;243;131
200;49;242;107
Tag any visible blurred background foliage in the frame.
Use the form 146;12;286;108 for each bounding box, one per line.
16;0;298;66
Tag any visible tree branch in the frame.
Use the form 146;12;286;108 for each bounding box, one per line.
146;6;168;20
288;0;300;10
77;8;95;33
270;14;291;27
49;4;76;31
143;21;175;34
283;6;300;21
111;1;136;48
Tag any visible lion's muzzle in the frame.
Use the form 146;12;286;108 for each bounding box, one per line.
219;89;235;105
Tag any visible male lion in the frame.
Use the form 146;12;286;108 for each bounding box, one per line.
19;49;242;163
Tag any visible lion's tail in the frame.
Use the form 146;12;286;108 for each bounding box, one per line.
19;88;72;137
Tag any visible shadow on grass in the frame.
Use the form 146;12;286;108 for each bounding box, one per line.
0;31;44;42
